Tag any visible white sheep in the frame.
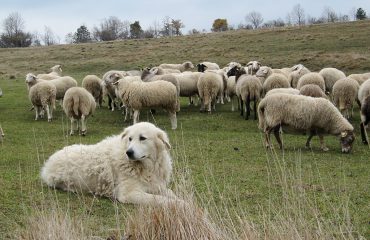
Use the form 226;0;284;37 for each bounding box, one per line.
205;69;227;104
288;65;310;88
358;79;370;144
115;78;179;129
299;84;327;98
29;81;56;122
296;72;326;93
141;68;180;96
173;72;202;105
348;73;370;85
102;70;125;111
256;66;273;85
246;61;261;75
159;61;194;72
332;78;359;119
358;79;370;104
197;72;223;113
319;68;346;93
264;88;300;97
36;65;62;80
262;73;290;94
226;75;238;111
197;62;220;72
63;87;96;136
272;67;292;78
258;93;355;153
82;75;104;107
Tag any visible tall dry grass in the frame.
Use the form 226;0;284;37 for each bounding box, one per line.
16;147;364;240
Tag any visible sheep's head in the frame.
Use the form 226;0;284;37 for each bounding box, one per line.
108;73;122;84
246;61;261;74
50;65;62;74
184;61;194;70
256;66;271;78
291;64;304;72
25;73;37;83
339;131;355;153
197;63;207;72
226;66;238;77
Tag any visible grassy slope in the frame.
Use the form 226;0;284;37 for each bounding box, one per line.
0;20;370;238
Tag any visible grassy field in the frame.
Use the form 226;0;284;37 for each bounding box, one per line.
0;20;370;239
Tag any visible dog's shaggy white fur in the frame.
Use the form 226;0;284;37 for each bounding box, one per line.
41;122;179;205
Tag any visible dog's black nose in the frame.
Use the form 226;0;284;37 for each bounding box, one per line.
126;149;134;158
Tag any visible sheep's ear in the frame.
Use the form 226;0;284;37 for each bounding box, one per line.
157;131;171;149
257;61;261;66
246;61;252;66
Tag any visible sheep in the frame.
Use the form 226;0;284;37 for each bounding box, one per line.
126;70;142;76
299;84;327;98
332;78;359;119
358;79;370;105
358;79;370;144
29;81;56;122
296;72;326;93
222;62;242;72
159;61;194;72
246;60;261;75
36;65;62;80
258;94;355;153
289;65;310;88
102;70;125;111
173;72;202;105
82;75;104;107
272;67;292;78
319;68;346;94
256;66;272;85
265;88;300;97
227;66;262;120
348;73;370;85
26;73;77;100
141;68;180;96
197;71;223;113
226;75;238;111
63;87;96;136
204;69;227;104
115;78;179;130
262;73;290;94
197;62;220;72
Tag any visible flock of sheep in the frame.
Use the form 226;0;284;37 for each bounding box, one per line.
24;61;370;152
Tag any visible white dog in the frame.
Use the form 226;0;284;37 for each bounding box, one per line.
41;122;179;205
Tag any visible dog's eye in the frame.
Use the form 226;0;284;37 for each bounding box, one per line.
139;136;147;141
128;137;132;141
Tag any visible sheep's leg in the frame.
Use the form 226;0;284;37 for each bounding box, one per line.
305;131;315;149
169;112;177;130
188;96;193;105
231;96;235;112
133;110;140;124
264;128;272;149
253;96;257;120
245;95;250;120
319;135;329;151
237;97;240;110
111;98;115;112
356;99;361;108
240;99;244;117
124;107;129;122
45;105;52;122
70;118;78;135
273;126;283;150
199;98;205;112
49;104;53;121
34;107;40;121
80;115;87;136
108;96;112;109
360;122;369;145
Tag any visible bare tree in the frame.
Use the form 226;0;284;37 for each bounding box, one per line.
291;4;305;26
3;12;24;37
171;19;184;36
93;16;127;41
322;7;338;23
0;12;32;48
245;11;264;29
349;7;357;21
42;26;56;46
161;16;173;36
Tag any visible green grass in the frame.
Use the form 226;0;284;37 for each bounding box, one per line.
0;20;370;239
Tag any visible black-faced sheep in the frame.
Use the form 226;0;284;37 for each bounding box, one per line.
258;94;355;153
159;61;194;72
197;62;220;72
332;78;359;119
82;75;104;107
63;87;96;136
29;81;56;122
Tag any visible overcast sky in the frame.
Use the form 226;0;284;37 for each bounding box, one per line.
0;0;369;43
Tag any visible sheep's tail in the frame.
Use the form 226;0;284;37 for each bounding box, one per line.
257;99;266;130
72;95;80;116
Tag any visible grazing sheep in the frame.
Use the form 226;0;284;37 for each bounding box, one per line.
159;61;194;72
319;68;346;93
197;72;223;113
82;75;104;107
36;65;62;80
299;84;327;98
262;73;290;94
141;68;180;96
197;62;220;72
29;81;56;122
173;72;202;105
265;88;300;97
332;78;359;119
348;73;370;85
116;78;179;129
26;73;77;100
297;72;326;93
228;66;262;120
63;87;96;136
246;61;261;75
102;70;125;111
289;65;310;88
258;94;355;153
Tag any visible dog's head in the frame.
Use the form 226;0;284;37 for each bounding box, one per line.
121;122;171;161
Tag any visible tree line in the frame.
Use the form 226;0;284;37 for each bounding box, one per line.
0;6;367;48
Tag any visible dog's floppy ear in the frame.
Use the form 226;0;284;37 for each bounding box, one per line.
121;127;129;139
157;130;171;149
